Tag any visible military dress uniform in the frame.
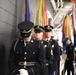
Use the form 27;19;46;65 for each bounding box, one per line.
42;40;50;75
8;21;45;75
62;38;74;75
46;39;60;73
37;39;60;75
44;25;60;75
34;25;49;75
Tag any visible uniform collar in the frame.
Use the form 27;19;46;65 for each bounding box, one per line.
45;38;51;41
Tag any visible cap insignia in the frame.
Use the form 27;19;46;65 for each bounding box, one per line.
21;30;26;33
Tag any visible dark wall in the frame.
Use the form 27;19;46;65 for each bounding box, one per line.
0;33;15;75
0;0;25;75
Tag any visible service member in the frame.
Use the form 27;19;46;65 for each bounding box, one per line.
44;25;60;75
8;21;45;75
33;25;49;75
62;37;74;75
33;25;44;40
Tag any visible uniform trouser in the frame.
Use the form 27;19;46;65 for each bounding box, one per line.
55;67;58;75
55;60;60;75
49;72;54;75
62;60;74;75
40;66;49;75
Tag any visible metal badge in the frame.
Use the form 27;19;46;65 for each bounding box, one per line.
52;45;54;48
51;50;53;55
51;45;54;55
21;30;26;33
44;45;47;48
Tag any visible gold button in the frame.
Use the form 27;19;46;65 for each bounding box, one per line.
25;52;27;54
33;52;35;54
24;61;27;66
24;58;26;60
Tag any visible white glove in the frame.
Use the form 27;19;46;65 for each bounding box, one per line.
19;69;29;75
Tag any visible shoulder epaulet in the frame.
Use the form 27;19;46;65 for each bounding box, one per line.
15;37;23;42
13;38;19;42
52;39;57;42
15;38;19;40
51;38;55;40
43;39;48;42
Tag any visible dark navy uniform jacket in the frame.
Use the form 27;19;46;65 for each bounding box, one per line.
63;43;74;74
35;40;49;75
8;38;45;75
66;43;74;61
44;39;60;72
33;38;60;75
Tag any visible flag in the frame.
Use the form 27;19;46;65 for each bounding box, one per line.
72;7;76;47
64;15;70;39
62;20;65;39
72;7;76;32
62;15;70;39
62;15;70;51
62;20;66;51
35;0;48;26
71;0;76;4
43;0;48;26
35;0;43;25
25;0;30;21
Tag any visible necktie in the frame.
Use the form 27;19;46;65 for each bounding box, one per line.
26;41;29;46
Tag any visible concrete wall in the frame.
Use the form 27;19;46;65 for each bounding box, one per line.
0;0;25;75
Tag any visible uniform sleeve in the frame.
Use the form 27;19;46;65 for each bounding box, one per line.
8;41;17;75
53;41;60;62
46;41;60;65
66;43;74;61
37;41;45;70
46;43;53;65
